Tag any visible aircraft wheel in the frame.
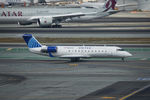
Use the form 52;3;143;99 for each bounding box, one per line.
58;25;62;28
52;25;62;28
71;58;80;62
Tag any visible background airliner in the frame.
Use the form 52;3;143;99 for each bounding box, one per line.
0;0;31;5
67;2;136;9
0;0;118;28
23;34;132;61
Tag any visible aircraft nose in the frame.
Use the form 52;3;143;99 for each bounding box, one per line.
127;52;132;57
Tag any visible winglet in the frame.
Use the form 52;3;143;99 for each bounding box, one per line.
23;34;42;48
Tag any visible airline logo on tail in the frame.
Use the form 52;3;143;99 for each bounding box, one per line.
103;0;117;12
23;34;42;48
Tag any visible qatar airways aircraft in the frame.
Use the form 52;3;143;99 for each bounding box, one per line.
0;0;31;5
0;0;118;28
23;34;132;61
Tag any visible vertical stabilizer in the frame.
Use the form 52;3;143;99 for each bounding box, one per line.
103;0;117;12
23;34;42;48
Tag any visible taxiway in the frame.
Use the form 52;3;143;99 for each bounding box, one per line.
0;59;150;100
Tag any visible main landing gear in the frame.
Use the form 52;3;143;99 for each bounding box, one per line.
51;24;62;28
40;25;62;28
70;58;80;62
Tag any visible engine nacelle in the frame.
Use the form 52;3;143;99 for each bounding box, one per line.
41;46;57;53
47;46;57;52
18;21;32;25
38;17;53;27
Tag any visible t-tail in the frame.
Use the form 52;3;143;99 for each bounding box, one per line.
103;0;117;12
23;34;42;48
23;34;42;54
23;34;57;56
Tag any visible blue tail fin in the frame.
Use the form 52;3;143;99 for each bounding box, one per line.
23;34;42;48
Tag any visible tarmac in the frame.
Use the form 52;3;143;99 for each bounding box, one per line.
0;59;150;100
0;45;150;100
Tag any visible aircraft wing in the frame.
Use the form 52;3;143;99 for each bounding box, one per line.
52;12;85;21
29;12;85;23
53;12;85;18
29;12;84;20
107;10;122;15
116;4;137;7
60;55;90;58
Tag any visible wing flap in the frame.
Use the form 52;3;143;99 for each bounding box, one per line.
107;10;122;14
28;12;85;23
53;12;85;19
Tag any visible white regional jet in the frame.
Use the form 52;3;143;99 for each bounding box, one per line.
23;34;132;61
0;0;119;28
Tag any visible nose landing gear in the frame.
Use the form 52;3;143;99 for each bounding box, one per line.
122;58;125;61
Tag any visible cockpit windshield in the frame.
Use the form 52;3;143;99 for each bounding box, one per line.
117;49;125;51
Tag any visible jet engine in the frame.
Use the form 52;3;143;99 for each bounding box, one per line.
41;46;57;53
38;17;53;27
47;46;57;52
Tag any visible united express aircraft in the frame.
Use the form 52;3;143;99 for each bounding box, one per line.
23;34;132;61
0;0;118;28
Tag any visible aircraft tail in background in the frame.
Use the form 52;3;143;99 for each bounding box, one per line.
103;0;117;12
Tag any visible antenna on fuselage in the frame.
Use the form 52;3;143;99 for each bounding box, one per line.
82;43;85;46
